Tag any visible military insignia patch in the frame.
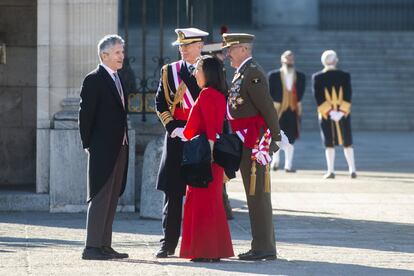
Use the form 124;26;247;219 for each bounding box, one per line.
236;97;244;105
252;78;261;84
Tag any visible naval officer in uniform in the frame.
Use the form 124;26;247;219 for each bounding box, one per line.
155;27;209;258
223;33;281;261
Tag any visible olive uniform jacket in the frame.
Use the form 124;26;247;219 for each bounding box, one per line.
228;58;281;146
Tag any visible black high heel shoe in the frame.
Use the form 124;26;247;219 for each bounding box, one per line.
190;258;220;262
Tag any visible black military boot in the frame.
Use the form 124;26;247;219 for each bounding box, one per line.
222;184;233;220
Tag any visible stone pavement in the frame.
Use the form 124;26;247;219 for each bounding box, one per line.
0;131;413;276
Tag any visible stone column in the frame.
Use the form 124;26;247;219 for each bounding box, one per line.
36;0;52;193
37;0;118;193
37;0;135;212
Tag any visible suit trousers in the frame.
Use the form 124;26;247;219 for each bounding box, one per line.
160;193;183;251
239;146;276;253
85;145;128;247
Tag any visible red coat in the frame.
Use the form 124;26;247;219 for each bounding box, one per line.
180;87;234;259
183;87;226;141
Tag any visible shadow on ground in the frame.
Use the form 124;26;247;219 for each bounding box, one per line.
112;257;413;276
1;210;413;254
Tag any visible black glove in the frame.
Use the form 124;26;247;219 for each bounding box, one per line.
269;140;280;153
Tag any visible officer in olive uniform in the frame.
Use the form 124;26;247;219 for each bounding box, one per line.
155;28;208;258
223;33;281;260
312;50;357;179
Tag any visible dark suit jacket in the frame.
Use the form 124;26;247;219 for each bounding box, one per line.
155;60;201;195
268;69;306;103
79;65;129;202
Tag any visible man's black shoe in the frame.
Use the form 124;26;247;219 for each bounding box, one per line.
238;250;276;261
102;246;128;259
155;247;175;258
285;168;296;173
351;172;357;179
82;247;112;260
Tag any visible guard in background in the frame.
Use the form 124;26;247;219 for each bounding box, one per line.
201;42;233;220
223;33;281;261
268;50;305;172
312;50;357;179
155;27;208;258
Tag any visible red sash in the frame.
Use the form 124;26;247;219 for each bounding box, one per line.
229;115;268;149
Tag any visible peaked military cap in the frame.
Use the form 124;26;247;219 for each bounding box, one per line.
222;33;255;48
172;28;209;46
201;42;223;54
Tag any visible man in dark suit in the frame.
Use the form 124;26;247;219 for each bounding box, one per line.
79;34;129;260
154;27;208;258
268;50;306;172
312;50;357;179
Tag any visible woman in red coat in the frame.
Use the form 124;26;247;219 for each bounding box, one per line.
180;56;234;262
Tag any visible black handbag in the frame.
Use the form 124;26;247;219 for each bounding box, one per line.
213;120;242;179
181;133;212;188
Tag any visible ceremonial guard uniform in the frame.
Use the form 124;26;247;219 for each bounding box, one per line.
268;50;305;172
155;28;208;257
223;33;281;260
312;50;357;179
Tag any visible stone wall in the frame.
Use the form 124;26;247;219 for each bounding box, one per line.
0;0;37;186
252;0;318;27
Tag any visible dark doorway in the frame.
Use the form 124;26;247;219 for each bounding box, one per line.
0;1;37;190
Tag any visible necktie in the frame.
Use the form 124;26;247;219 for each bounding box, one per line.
188;64;195;74
113;73;125;106
113;72;127;145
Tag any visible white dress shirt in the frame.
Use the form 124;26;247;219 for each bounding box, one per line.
236;57;253;74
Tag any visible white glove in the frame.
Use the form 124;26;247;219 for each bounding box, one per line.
329;110;337;121
329;110;344;122
276;130;289;151
336;111;344;121
171;127;185;139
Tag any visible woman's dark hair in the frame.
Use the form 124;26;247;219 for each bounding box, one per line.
197;55;228;95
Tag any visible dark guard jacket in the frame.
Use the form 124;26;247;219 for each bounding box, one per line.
268;69;306;143
312;69;353;147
